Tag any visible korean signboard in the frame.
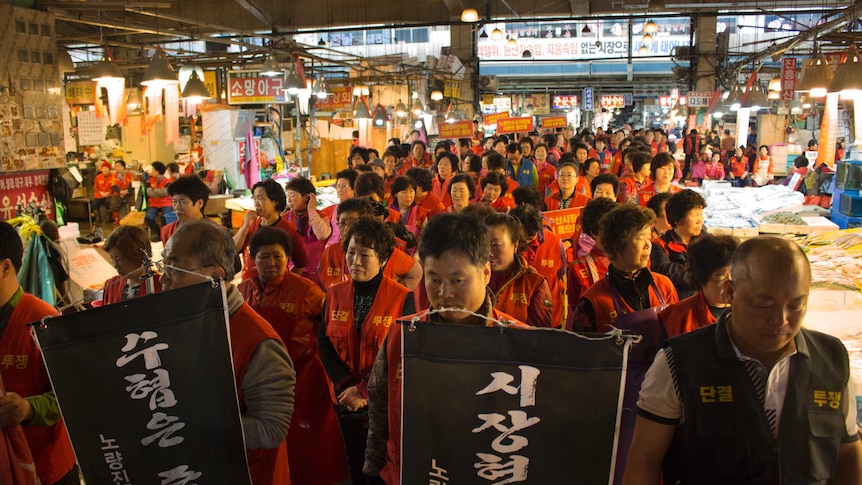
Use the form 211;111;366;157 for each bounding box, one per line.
227;71;286;104
551;95;578;110
687;91;713;108
314;86;353;111
599;94;626;109
438;120;473;139
65;81;96;105
0;170;53;221
35;282;252;485
496;117;535;134
540;116;568;130
583;88;594;111
781;58;797;102
483;111;510;125
401;322;630;484
478;35;690;61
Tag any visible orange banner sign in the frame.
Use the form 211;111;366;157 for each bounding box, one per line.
438;120;473;139
483;111;510;125
541;116;568;129
817;92;838;168
315;86;353;111
544;207;584;240
496;117;535;135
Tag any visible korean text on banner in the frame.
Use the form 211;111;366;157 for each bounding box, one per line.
401;322;630;484
496;117;535;135
438;120;473;139
544;207;584;239
541;116;568;130
483;111;510;125
33;282;252;485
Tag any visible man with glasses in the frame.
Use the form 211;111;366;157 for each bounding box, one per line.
160;220;296;485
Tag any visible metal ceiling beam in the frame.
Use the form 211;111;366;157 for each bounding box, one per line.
233;0;277;30
124;7;274;41
38;1;171;9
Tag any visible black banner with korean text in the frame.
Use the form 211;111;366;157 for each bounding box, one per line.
34;282;251;485
402;323;630;485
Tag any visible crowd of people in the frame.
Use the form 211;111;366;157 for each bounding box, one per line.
1;123;860;485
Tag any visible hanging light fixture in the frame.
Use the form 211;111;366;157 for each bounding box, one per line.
312;75;329;99
318;37;326;46
768;89;780;100
479;29;489;39
285;61;303;95
460;8;479;22
796;53;832;98
140;48;178;89
789;99;803;114
354;96;371;119
744;81;768;112
430;89;444;101
522;49;533;59
372;104;388;126
642;33;654;46
726;84;744;111
181;70;211;101
491;27;504;40
644;20;659;34
126;89;142;111
411;98;424;115
581;24;592;35
92;55;124;82
638;45;649;55
353;84;370;96
801;94;813;109
506;35;518;48
768;75;782;92
828;45;862;99
260;53;281;77
395;99;408;117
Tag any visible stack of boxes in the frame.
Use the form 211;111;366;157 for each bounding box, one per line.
832;160;862;228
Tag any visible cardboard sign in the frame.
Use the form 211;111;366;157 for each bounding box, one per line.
541;116;568;129
438;120;473;139
496;117;535;134
544;207;584;239
483;111;510;125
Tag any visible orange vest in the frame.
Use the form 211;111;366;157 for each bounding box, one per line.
102;274;161;305
536;162;557;196
2;293;76;484
240;216;308;282
114;171;133;192
568;249;609;304
636;183;682;207
489;258;552;327
325;277;409;382
582;272;678;333
544;192;589;212
379;309;527;485
658;290;718;338
417;192;446;217
525;230;567;328
147;176;172;208
319;244;415;291
229;303;292;485
94;173;113;199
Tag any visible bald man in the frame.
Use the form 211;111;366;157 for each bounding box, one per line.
624;236;862;484
160;220;296;485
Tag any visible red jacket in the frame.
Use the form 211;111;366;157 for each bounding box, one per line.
146;176;172;208
1;293;76;484
113;171;133;193
544;192;590;212
431;175;452;207
102;274;161;305
658;290;718;338
619;176;652;204
318;244;416;291
636;184;682;207
568;247;610;305
240;215;308;282
324;277;409;396
94;173;113;199
230;302;292;485
535;162;557;197
523;229;567;328
581;271;678;333
377;307;527;485
417;192;446;217
488;257;553;328
238;274;349;485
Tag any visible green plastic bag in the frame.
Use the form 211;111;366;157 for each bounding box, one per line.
18;235;56;306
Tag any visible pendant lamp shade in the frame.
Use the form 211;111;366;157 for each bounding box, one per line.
828;45;862;99
460;8;479;22
644;20;659;34
141;49;178;88
312;75;329;99
372;104;388;126
522;49;533;59
260;53;281;77
181;70;211;101
411;98;424;115
642;33;654;46
93;57;123;81
430;90;444;101
354;97;371;119
285;62;304;95
797;53;832;98
491;28;504;40
127;89;142;110
726;84;744;111
744;82;768;112
395;100;408;117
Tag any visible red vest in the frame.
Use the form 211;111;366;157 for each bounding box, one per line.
147;176;172;208
319;245;415;291
379;309;527;485
417;192;446;217
94;173;113;199
487;196;515;213
535;162;557;197
658;290;717;338
102;274;162;305
240;216;308;282
160;220;180;244
114;171;133;192
581;272;678;333
325;277;409;382
524;230;566;328
229;303;292;485
1;293;75;484
544;192;589;212
568;249;610;304
636;183;682;207
489;258;552;328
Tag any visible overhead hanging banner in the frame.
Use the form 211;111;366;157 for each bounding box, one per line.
781;58;798;102
227;71;287;104
34;282;252;485
65;81;96;105
401;322;629;484
0;170;53;221
438;120;473;139
483;111;510;125
541;116;569;129
495;116;534;134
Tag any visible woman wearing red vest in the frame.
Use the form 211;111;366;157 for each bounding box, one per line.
544;161;590;211
619;151;654;204
101;225;161;304
233;178;308;283
319;216;414;485
533;143;558;196
389;176;429;248
143;161;174;242
285;177;332;287
446;173;476;213
479;172;515;213
728;146;752;187
567;198;616;328
658;234;737;338
238;227;349;485
110;159;134;224
93;161;114;225
431;153;455;208
650;189;706;300
485;213;552;327
636;153;682;207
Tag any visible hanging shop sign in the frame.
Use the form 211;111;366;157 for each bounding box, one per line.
443;80;462;99
686;91;713;108
438;120;473;139
65;81;96;105
483;111;511;125
202;71;219;99
314;86;353;111
599;94;626;109
540;116;568;130
0;170;53;221
583;88;593;111
496;116;534;134
551;95;578;110
478;35;690;61
781;58;797;102
227;71;286;105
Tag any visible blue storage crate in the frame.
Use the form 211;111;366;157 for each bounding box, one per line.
839;192;862;216
830;211;862;229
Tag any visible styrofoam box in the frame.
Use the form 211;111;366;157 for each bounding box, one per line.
758;216;839;235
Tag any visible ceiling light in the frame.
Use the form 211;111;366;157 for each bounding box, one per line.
801;94;813;109
140;49;178;89
638;45;649;55
395;99;408;117
430;89;444;101
644;20;659;34
260;53;281;77
828;45;862;99
744;82;768;112
460;8;479;23
642;33;654;46
768;89;780;100
353;84;370;96
506;36;518;48
491;28;504;41
768;76;782;92
354;97;371;119
479;30;488;39
312;75;329;99
411;98;424;115
318;37;326;46
789;99;803;114
522;49;532;59
726;84;743;111
414;119;423;129
582;25;591;34
796;53;832;98
126;89;142;111
92;56;123;82
181;70;211;101
372;104;388;126
285;62;303;95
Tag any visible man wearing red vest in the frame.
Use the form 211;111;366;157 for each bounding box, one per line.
160;220;295;485
0;222;77;485
363;213;529;485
